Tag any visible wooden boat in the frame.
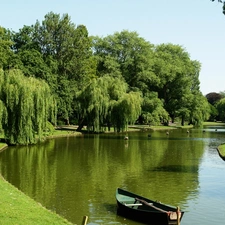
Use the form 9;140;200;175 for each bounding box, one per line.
116;188;184;225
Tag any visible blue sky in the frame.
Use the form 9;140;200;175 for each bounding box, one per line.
1;0;225;95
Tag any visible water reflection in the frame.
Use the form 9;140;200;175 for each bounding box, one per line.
0;128;225;225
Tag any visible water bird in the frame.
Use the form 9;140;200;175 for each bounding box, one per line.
166;131;169;135
124;136;129;140
148;134;151;138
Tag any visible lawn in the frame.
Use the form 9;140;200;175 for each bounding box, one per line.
0;175;73;225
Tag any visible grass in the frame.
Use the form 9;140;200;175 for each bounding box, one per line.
0;175;73;225
0;143;7;151
203;121;225;126
217;144;225;159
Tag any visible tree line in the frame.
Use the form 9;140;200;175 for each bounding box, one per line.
0;12;224;145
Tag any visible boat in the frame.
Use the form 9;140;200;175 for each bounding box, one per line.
116;188;184;225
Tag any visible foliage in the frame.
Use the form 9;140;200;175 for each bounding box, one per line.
92;30;159;92
0;12;213;139
111;91;143;132
215;98;225;121
208;103;219;121
151;43;206;126
12;12;96;124
0;69;56;145
205;92;222;105
0;26;14;69
77;75;142;132
188;92;211;127
140;92;169;125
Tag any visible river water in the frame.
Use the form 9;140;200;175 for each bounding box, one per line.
0;126;225;225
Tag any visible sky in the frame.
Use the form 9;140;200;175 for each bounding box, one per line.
1;0;225;95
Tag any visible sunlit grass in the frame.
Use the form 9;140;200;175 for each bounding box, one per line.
217;143;225;158
203;121;225;126
0;175;73;225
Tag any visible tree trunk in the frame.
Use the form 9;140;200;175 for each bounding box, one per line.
77;118;84;132
181;116;184;126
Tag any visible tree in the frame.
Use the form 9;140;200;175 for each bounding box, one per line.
206;92;223;105
0;69;56;145
187;92;210;126
140;92;169;125
77;76;142;132
11;12;96;124
215;98;225;121
111;91;143;132
0;26;14;69
92;30;159;93
152;43;204;125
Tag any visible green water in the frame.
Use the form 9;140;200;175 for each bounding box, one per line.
0;127;225;225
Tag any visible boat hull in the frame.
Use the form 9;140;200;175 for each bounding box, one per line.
116;188;184;225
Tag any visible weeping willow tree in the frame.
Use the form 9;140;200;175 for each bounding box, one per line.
77;75;142;132
0;70;6;134
0;69;56;145
111;92;143;132
77;76;116;132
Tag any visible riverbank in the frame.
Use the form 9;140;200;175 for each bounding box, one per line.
0;175;73;225
0;130;82;225
217;144;225;160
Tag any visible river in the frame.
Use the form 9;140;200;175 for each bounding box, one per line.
0;126;225;225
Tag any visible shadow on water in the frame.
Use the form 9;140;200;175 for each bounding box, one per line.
150;165;199;173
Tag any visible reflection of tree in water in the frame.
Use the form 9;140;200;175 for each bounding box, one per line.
0;131;208;224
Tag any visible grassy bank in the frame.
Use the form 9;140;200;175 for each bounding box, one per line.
217;144;225;160
0;175;73;225
0;130;80;225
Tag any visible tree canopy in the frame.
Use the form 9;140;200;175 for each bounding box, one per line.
0;11;214;144
0;69;56;145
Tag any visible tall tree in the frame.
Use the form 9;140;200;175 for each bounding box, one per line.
152;43;204;125
0;26;14;70
140;92;169;125
0;69;56;145
206;92;222;105
92;30;159;92
31;12;96;124
215;98;225;121
77;75;142;132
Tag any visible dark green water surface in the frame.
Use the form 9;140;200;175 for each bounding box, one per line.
1;126;225;225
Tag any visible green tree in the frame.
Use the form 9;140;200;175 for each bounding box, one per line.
92;30;159;92
0;26;14;69
140;92;169;125
14;12;96;124
0;69;56;145
152;43;204;125
111;91;143;132
188;92;210;126
215;98;225;121
77;76;142;132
